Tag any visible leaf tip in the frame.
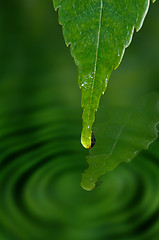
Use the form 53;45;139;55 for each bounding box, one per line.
81;176;96;191
81;130;96;149
81;136;91;149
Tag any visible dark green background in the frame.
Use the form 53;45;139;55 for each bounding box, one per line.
0;1;159;239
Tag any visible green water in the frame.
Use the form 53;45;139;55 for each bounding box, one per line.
0;1;159;239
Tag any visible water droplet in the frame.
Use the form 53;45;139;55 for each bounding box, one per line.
91;132;96;148
81;84;84;87
102;92;104;95
88;126;90;129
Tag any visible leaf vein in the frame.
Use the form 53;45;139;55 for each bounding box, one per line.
87;0;103;123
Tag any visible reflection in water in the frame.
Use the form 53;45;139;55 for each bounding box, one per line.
0;1;159;240
0;101;159;240
82;93;159;190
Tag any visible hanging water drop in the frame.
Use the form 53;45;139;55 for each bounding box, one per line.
91;132;96;148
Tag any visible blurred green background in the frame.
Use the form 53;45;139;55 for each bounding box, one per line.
0;1;159;239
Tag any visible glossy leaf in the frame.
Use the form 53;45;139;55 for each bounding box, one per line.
81;93;159;190
53;0;156;148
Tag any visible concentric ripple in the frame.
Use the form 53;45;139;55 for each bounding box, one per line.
0;76;159;240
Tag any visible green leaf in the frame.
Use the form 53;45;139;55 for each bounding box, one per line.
53;0;156;149
81;93;159;190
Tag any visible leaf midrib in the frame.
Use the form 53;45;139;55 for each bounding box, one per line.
88;0;103;120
